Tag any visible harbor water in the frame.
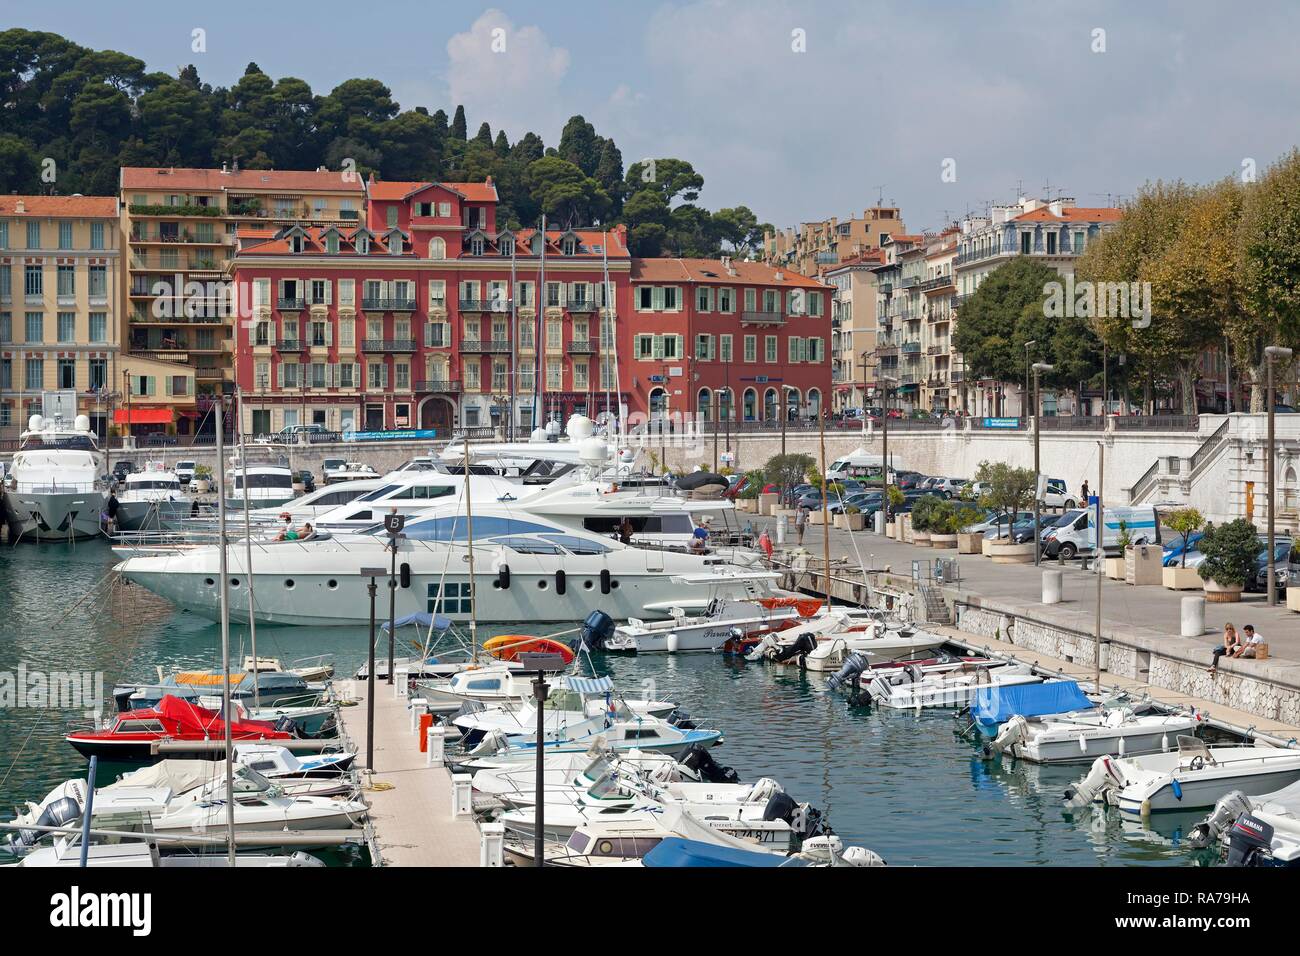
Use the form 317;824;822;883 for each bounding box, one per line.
0;540;1219;866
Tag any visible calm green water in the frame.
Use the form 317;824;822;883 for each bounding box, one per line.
0;539;1219;866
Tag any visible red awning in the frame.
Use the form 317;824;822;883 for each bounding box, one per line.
114;408;174;425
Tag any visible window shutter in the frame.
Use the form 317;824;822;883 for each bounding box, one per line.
652;286;664;311
652;335;664;359
326;322;334;346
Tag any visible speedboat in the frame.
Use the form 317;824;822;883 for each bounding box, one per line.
112;669;324;713
602;597;823;654
225;446;296;511
244;655;335;682
641;835;886;868
746;610;947;669
322;460;380;484
114;463;192;531
2;414;107;541
1189;779;1300;866
868;661;1042;709
6;836;325;868
1064;736;1300;814
421;671;675;719
65;694;294;761
457;704;722;761
232;743;355;778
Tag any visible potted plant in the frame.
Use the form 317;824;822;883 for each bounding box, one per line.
974;460;1036;563
1104;520;1131;580
1196;519;1258;602
1161;507;1205;589
933;500;977;550
910;494;941;547
884;485;904;537
292;470;307;494
193;464;213;494
843;504;865;531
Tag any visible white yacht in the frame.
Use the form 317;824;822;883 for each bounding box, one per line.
114;462;192;531
115;504;783;626
2;414;106;541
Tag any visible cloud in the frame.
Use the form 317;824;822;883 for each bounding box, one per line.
444;9;571;140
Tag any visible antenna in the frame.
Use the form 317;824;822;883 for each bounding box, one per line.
873;185;885;206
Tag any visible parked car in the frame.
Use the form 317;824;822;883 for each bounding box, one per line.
174;460;197;485
1247;539;1295;593
829;491;881;515
795;490;844;511
896;472;926;491
112;460;137;483
1041;478;1078;510
933;478;967;494
277;423;329;440
1161;531;1205;567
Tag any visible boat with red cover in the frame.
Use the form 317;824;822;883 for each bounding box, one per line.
65;695;293;761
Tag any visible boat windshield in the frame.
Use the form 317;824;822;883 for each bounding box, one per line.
234;473;293;490
127;480;181;491
19;434;98;452
582;754;614;780
587;771;629;800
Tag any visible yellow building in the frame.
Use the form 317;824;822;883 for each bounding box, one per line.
120;165;365;436
0;195;193;442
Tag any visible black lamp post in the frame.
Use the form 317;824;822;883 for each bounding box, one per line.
1265;345;1293;607
383;511;405;684
518;651;568;867
360;565;386;769
1032;362;1054;567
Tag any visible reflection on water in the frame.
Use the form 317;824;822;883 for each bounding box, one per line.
0;540;1218;866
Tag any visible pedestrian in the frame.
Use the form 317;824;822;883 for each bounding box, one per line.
795;505;809;546
1208;622;1239;673
104;491;120;533
1234;624;1264;659
1081;479;1090;501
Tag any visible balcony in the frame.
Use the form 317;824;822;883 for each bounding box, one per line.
740;310;786;326
565;299;598;312
277;298;306;310
196;367;223;380
131;350;189;365
566;339;598;354
414;379;462;393
459;338;511;354
927;344;947;355
920;274;955;292
129;203;223;218
363;297;416;312
901;341;922;354
362;338;417;353
950;370;965;383
130;230;223;245
276;340;304;352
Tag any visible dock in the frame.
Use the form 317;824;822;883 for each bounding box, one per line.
334;678;481;867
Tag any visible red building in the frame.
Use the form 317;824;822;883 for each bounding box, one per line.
231;177;632;436
628;257;832;426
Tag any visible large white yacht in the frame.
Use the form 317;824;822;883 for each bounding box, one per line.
2;414;107;541
114;463;192;531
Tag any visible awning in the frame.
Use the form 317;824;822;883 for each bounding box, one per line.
558;675;615;695
114;408;174;425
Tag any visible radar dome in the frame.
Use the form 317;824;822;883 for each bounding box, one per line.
578;437;607;465
529;427;549;443
74;414;91;432
28;414;44;431
567;414;595;441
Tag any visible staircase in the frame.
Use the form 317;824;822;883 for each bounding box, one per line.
1129;418;1230;505
917;584;951;624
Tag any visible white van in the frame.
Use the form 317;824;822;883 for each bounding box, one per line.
1042;505;1160;559
827;449;900;482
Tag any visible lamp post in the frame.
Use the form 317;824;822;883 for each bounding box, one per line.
383;511;405;683
1265;345;1293;607
360;565;386;769
1023;340;1037;418
1031;362;1054;566
879;374;897;523
518;651;567;867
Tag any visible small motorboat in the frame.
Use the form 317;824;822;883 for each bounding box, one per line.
974;681;1202;764
1189;780;1300;866
65;695;294;761
458;708;722;761
1064;736;1300;814
113;669;324;713
642;835;885;868
603;598;817;655
233;743;355;779
243;655;335;682
869;662;1042;709
481;635;576;664
422;671;675;719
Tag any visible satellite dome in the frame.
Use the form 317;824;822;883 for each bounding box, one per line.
578;437;607;465
529;427;549;443
567;414;595;441
28;414;44;431
74;414;91;432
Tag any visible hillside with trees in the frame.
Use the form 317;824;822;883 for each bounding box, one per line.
0;28;770;258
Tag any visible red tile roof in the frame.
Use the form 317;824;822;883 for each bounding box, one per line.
0;195;117;218
1014;206;1122;223
632;257;826;288
367;179;499;202
121;167;364;193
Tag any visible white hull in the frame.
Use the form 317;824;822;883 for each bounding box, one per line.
1020;727;1186;764
3;488;105;541
1118;765;1300;814
872;667;1041;709
116;498;193;532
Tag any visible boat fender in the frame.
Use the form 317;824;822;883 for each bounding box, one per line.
555;570;566;595
497;565;511;590
1117;735;1125;757
666;632;679;654
1080;734;1088;753
1161;733;1169;752
1171;778;1183;801
600;569;611;594
400;562;411;589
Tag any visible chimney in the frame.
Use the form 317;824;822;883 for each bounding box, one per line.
221;162;229;174
15;199;24;213
231;159;239;174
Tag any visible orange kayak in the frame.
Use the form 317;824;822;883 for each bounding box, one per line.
482;635;576;663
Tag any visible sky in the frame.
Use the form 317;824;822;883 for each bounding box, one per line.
12;0;1300;235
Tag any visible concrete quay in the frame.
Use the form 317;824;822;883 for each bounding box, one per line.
749;512;1300;738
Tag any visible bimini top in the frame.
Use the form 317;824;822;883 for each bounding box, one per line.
381;611;452;633
972;680;1093;728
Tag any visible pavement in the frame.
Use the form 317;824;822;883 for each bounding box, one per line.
744;512;1300;665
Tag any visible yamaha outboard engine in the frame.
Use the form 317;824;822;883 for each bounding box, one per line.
1226;814;1275;867
827;651;870;691
574;610;616;653
680;743;739;784
273;714;304;738
772;633;817;666
8;795;82;850
1188;790;1252;850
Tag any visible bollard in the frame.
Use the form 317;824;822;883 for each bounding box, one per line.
1180;596;1205;638
1042;569;1064;605
873;510;885;535
426;724;446;767
775;514;787;546
480;821;505;867
409;698;427;733
394;666;409;699
452;773;473;817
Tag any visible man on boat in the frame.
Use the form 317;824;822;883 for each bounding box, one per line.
618;517;634;544
104;491;120;533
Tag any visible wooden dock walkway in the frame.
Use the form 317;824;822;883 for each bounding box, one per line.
335;679;482;867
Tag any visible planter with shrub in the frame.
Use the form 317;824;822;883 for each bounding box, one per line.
1197;518;1259;603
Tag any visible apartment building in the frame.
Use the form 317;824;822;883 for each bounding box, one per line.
0;195;193;441
823;249;884;414
763;205;905;277
919;234;959;411
231;177;633;436
629;257;831;426
871;234;927;412
953;196;1120;415
120;165;365;433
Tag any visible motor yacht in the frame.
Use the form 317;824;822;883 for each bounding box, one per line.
2;414;107;541
114;462;192;531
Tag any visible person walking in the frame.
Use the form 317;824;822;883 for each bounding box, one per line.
1208;622;1239;673
795;505;809;546
1081;479;1090;501
104;491;120;534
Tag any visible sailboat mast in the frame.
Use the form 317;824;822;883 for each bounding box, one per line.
216;393;235;865
819;410;831;597
536;215;546;431
238;386;258;705
601;233;613;434
463;429;477;657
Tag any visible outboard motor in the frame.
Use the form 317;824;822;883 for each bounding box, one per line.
827;651;870;691
9;795;82;850
790;803;824;839
466;730;508;758
574;610;616;653
772;633;817;666
273;714;304;738
1226;814;1275;867
680;743;739;783
761;790;799;825
1063;755;1125;809
1188;790;1253;849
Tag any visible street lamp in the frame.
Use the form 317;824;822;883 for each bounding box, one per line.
780;384;797;457
1023;340;1037;418
383;510;405;683
1031;362;1055;566
359;565;387;770
1265;345;1293;606
879;374;898;524
518;651;568;867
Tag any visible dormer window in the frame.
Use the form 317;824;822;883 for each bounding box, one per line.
499;237;514;257
562;238;577;256
356;235;370;254
289;235;305;253
470;237;485;256
324;232;339;255
389;234;403;256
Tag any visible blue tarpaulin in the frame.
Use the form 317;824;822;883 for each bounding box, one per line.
642;838;808;868
972;680;1092;729
381;612;452;632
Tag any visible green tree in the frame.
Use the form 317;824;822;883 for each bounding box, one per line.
952;257;1061;398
